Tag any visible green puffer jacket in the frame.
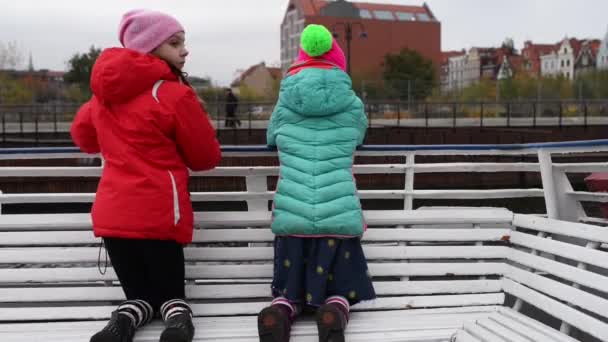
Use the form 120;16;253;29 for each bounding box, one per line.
267;65;368;236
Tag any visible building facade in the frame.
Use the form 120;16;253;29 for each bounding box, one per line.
280;0;441;77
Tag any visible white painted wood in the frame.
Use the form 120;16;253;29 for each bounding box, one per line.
474;318;532;342
0;228;512;246
508;249;608;293
567;191;608;203
0;262;507;284
413;163;540;173
0;280;502;303
0;189;541;204
245;175;269;212
553;170;586;222
0;245;510;264
538;149;559;219
510;231;608;269
404;153;415;210
554;162;608;173
0;294;504;321
451;330;483;342
0;308;498;342
504;265;608;318
513;214;608;243
0;209;514;231
0;193;95;204
487;312;571;342
463;321;509;341
496;308;580;342
502;279;608;341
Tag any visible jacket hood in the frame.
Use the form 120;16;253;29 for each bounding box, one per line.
90;48;176;103
278;67;356;117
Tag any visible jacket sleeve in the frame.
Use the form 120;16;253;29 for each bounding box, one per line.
267;106;281;147
174;91;222;171
70;101;100;154
355;99;368;146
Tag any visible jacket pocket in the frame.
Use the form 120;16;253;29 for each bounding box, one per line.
168;171;181;226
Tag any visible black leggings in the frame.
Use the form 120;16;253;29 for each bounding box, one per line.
104;237;186;314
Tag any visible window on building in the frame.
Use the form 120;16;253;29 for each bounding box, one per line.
373;10;395;20
417;13;431;21
360;9;372;19
395;12;414;21
567;60;570;67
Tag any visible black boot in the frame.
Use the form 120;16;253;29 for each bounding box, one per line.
316;304;347;342
160;312;195;342
258;305;292;342
90;311;136;342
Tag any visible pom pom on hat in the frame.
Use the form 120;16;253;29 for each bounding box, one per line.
300;24;333;57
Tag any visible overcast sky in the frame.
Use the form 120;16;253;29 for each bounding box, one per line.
2;0;607;86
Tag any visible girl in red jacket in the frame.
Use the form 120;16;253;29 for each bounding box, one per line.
70;9;221;342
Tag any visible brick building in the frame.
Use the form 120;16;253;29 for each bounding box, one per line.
280;0;441;78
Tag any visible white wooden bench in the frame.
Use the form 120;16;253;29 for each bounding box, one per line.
0;208;606;341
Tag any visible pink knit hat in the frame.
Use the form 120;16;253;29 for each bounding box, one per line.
118;9;184;54
297;40;347;72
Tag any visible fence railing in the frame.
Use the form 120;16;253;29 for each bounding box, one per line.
0;139;607;225
0;99;607;141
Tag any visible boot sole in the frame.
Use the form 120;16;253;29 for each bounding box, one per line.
258;306;290;342
316;305;346;342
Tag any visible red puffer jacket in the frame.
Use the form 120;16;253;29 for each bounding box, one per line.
71;48;221;244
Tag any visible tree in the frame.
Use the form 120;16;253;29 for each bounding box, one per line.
0;41;25;70
64;46;102;93
382;48;437;100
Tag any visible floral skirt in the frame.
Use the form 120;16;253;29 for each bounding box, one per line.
271;236;376;307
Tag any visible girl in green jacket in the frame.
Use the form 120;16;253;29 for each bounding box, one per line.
258;24;376;342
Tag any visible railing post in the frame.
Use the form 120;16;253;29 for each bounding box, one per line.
424;102;429;130
248;104;252;136
452;103;457;131
246;175;269;212
35;111;39;146
480;102;484;130
404;153;415;211
397;102;401;127
559;101;563;129
538;149;559;220
532;101;537;128
584;101;588;130
506;102;511;128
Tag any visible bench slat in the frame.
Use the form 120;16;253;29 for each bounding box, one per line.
488;311;578;342
0;209;514;231
474;318;532;342
0;263;506;283
0;294;504;321
0;280;502;303
513;214;608;243
510;231;608;269
0;308;497;342
0;228;512;246
509;249;608;294
0;246;509;264
504;265;608;318
502;279;608;342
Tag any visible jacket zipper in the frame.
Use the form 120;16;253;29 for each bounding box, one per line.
168;171;180;226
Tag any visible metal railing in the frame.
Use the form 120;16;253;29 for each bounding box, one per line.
0;99;607;141
0;139;607;224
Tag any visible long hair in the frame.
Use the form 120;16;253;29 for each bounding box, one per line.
168;63;191;86
165;61;207;110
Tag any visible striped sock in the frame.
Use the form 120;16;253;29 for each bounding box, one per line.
325;296;350;321
271;297;301;320
117;299;154;328
161;299;193;321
